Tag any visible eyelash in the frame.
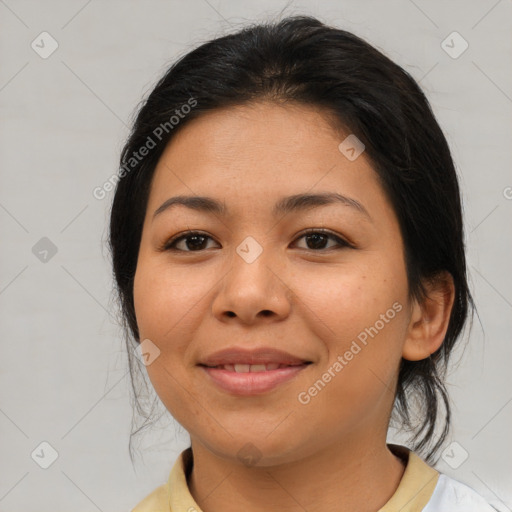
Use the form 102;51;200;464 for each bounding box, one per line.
160;228;353;253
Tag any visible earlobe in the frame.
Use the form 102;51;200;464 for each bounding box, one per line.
402;271;455;361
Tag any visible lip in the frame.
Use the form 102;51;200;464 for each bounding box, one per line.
199;347;311;366
198;347;312;396
201;365;310;395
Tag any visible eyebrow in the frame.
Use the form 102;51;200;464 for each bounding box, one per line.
152;192;372;221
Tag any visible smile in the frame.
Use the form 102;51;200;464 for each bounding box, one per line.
200;363;311;395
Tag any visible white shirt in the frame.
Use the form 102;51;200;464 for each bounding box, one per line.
423;474;498;511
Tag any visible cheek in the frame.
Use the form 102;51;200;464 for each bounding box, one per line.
291;258;409;414
292;259;407;350
132;258;215;405
133;258;208;342
132;261;197;421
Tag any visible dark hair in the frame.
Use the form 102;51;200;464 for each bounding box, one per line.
108;14;474;464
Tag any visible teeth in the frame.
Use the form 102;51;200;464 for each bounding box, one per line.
250;364;267;372
218;363;290;372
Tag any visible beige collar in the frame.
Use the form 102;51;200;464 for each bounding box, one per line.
132;444;439;512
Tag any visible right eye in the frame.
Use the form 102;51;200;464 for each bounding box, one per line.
161;230;220;252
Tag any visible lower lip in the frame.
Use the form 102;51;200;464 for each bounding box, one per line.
200;365;309;395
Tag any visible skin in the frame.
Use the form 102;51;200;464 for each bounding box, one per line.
133;101;455;512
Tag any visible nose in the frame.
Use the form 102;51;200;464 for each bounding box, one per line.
211;244;292;325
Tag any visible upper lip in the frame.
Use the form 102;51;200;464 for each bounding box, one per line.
199;347;311;367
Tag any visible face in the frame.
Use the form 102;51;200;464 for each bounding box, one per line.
133;101;416;466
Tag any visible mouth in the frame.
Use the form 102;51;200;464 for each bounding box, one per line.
198;357;311;395
197;347;313;395
200;362;311;372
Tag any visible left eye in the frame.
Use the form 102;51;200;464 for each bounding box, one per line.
293;229;350;251
161;229;351;252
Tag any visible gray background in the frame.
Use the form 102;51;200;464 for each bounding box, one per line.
0;1;511;511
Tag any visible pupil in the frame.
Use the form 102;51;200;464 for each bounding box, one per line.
187;235;206;250
307;233;327;249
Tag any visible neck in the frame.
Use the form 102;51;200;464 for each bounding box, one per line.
187;437;406;512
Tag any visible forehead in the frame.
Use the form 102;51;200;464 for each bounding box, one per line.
155;101;347;167
146;101;388;221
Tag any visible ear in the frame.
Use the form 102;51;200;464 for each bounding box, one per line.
402;271;455;361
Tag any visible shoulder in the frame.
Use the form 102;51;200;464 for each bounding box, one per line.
130;483;169;512
130;448;194;512
423;474;498;512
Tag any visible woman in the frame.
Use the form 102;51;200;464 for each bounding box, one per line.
109;15;496;511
